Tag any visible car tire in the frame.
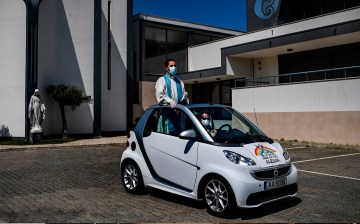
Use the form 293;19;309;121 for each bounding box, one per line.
203;175;237;216
121;161;145;194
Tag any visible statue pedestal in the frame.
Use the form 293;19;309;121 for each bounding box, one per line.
30;127;44;143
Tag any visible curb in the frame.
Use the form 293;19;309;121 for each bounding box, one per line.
0;136;128;152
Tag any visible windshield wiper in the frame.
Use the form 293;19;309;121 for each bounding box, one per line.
225;135;255;144
223;133;274;145
250;134;274;144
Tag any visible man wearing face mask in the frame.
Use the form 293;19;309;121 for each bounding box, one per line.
155;58;189;108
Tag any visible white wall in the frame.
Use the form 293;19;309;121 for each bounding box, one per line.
38;0;128;135
0;0;129;137
253;57;278;77
101;0;128;131
0;0;26;137
226;56;278;78
188;8;360;72
250;57;279;85
38;0;94;135
232;79;360;113
232;79;360;145
226;57;252;76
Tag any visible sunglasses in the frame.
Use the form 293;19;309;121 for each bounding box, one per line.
201;117;210;120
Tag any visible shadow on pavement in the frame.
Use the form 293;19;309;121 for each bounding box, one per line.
234;197;302;220
145;187;302;219
147;188;205;209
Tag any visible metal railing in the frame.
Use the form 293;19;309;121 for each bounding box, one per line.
234;66;360;88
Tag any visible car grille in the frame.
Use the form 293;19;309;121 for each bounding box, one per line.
246;183;298;206
251;165;291;180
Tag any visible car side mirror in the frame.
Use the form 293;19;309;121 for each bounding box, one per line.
179;129;197;140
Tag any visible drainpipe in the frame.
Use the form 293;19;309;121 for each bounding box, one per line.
94;0;102;137
127;0;134;131
23;0;41;141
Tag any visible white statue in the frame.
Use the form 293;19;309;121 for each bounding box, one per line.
28;89;46;132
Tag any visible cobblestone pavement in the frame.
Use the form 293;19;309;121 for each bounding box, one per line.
0;143;359;223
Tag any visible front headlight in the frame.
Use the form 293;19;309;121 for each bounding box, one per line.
283;148;290;160
223;150;256;166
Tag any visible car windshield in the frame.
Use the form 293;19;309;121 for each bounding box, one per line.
190;106;273;145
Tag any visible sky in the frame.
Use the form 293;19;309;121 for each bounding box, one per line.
133;0;247;32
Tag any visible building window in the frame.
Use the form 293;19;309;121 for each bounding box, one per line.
279;42;360;83
192;81;233;105
144;27;167;75
167;30;187;52
144;27;187;75
167;29;187;73
192;34;211;46
143;25;231;77
279;0;360;23
145;26;166;59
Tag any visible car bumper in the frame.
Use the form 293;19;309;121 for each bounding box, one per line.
230;164;299;208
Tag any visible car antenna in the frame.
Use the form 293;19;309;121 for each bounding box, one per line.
253;108;259;127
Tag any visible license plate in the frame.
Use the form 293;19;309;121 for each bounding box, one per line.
264;177;287;190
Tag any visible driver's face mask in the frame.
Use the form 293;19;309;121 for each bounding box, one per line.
201;117;211;127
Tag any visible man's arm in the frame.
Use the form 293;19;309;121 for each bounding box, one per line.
180;81;189;104
155;77;173;104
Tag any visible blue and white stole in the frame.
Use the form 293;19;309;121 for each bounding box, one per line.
163;74;183;103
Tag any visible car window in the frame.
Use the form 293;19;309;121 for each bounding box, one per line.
213;110;249;134
144;108;194;137
143;109;159;137
190;107;264;144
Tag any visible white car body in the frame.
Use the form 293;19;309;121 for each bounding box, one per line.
121;104;298;214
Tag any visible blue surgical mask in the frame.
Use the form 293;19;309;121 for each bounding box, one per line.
169;66;177;76
202;119;211;127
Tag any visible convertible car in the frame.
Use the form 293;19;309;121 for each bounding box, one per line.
120;104;298;215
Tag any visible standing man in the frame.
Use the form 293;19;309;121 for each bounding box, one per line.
155;59;189;107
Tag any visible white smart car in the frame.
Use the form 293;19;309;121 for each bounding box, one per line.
120;104;298;216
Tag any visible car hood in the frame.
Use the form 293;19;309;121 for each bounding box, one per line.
242;142;286;167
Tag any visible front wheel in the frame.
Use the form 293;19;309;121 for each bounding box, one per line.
121;161;145;194
203;176;237;216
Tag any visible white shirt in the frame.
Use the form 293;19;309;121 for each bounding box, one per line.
155;74;188;104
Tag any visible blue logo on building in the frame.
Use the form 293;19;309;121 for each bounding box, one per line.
254;0;280;20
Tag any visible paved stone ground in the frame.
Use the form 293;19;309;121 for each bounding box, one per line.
0;142;359;223
0;136;128;151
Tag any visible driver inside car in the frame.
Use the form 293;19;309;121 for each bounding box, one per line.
200;111;217;137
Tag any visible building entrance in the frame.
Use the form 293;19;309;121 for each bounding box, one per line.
192;81;232;105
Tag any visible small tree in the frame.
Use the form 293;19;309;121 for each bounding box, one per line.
0;125;11;137
46;84;83;138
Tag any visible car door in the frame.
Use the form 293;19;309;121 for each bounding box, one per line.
142;108;199;191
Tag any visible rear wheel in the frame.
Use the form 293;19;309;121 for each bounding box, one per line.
121;161;144;194
203;176;237;216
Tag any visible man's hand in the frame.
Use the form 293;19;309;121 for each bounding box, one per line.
180;98;188;105
170;100;177;108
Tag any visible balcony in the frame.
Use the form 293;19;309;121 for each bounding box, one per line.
234;66;360;88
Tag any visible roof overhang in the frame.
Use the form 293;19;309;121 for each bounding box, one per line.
182;9;360;84
223;20;360;59
133;13;244;36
